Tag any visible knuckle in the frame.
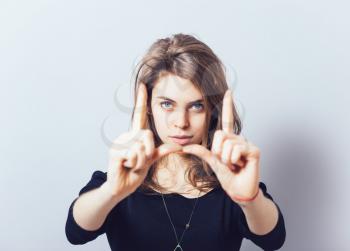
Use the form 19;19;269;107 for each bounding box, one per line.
135;160;145;171
129;130;142;142
135;129;145;138
134;141;145;151
139;156;146;167
112;134;133;148
126;150;134;159
130;156;137;165
255;147;261;155
109;141;125;152
144;148;153;159
234;144;243;150
215;130;224;138
109;147;125;158
223;139;232;149
116;132;130;142
143;129;153;137
143;132;154;146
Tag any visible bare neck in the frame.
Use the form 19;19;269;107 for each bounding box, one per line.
153;153;214;197
154;152;192;191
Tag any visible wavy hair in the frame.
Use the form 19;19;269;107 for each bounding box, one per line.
129;33;242;194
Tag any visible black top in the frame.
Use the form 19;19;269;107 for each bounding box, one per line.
65;170;286;251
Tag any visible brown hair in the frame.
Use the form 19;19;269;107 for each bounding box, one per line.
129;33;242;195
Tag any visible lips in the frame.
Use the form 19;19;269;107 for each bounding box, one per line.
170;135;192;139
169;135;193;145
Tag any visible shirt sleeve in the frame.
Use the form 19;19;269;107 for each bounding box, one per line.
65;170;110;245
236;182;286;250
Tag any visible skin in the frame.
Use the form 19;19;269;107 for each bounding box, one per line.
72;77;280;236
119;74;279;235
71;82;185;232
150;74;208;192
181;89;280;236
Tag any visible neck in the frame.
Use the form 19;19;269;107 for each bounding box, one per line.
153;153;212;197
157;152;190;171
154;152;192;190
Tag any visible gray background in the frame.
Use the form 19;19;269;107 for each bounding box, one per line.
1;0;349;250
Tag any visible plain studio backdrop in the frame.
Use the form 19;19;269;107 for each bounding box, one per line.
0;0;349;250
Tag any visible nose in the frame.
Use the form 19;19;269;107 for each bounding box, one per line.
173;110;189;129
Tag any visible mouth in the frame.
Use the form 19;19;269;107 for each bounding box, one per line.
169;135;193;145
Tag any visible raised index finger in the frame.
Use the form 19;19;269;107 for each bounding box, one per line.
222;89;234;133
132;83;148;131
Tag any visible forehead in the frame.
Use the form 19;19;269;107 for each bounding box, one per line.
152;74;203;100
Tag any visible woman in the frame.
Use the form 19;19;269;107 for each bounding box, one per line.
65;33;286;250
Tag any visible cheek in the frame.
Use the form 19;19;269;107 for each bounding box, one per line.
153;107;173;126
192;114;206;131
152;108;168;133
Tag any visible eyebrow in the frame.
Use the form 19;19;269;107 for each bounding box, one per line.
156;96;204;104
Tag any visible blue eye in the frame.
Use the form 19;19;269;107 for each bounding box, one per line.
192;103;204;110
160;101;204;111
160;101;172;109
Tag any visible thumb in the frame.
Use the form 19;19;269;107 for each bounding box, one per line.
152;143;183;161
182;144;229;177
182;144;215;166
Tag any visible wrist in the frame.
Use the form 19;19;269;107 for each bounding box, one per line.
232;188;261;207
100;182;125;204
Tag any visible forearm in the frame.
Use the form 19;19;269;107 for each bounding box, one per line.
238;188;279;235
72;182;124;231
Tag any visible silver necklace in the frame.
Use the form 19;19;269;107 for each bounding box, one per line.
160;190;201;251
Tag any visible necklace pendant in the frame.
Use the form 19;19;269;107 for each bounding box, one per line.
174;244;183;251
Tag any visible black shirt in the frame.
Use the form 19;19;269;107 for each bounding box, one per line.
65;170;286;250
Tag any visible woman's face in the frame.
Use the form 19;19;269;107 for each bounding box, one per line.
150;73;207;146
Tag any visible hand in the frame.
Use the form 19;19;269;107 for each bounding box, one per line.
105;83;182;198
182;90;261;205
